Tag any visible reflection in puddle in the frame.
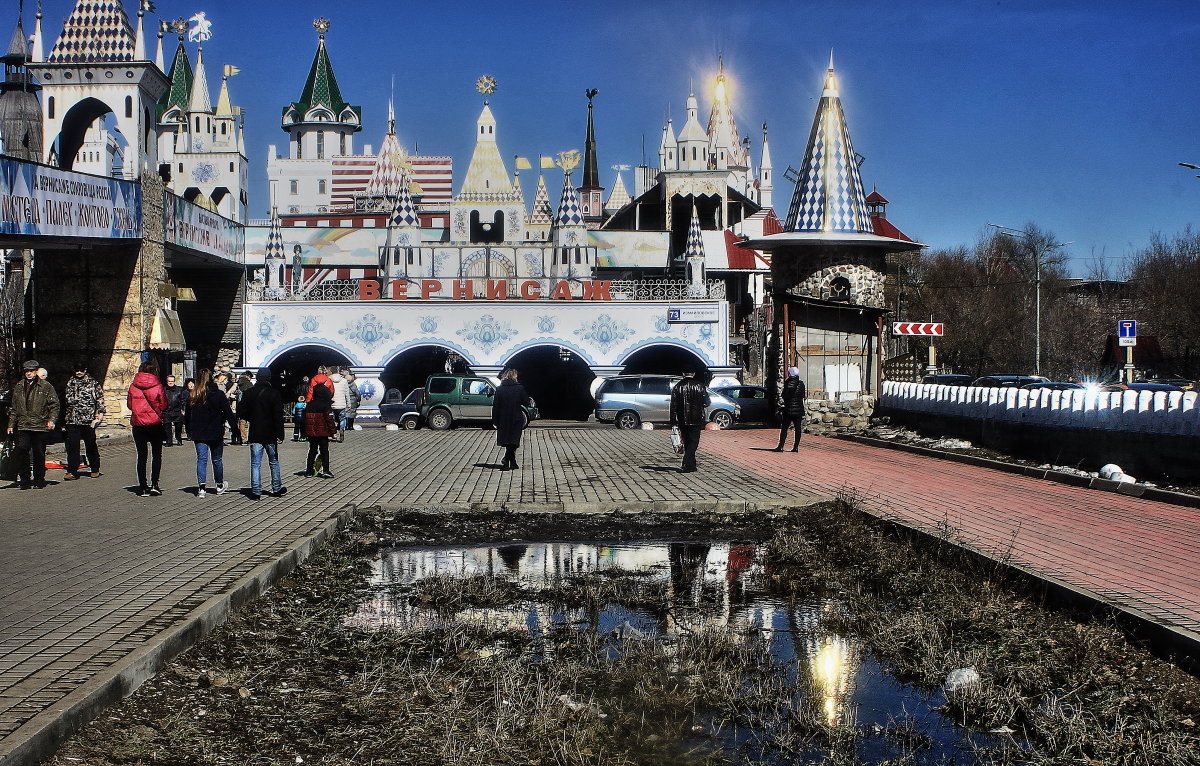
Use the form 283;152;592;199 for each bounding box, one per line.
347;540;998;763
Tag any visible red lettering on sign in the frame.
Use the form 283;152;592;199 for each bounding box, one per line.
486;279;508;299
520;280;541;299
550;280;573;300
390;281;407;299
358;279;380;300
452;279;472;299
582;280;611;300
420;279;440;300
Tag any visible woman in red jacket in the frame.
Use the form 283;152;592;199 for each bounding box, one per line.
127;359;168;496
302;384;337;478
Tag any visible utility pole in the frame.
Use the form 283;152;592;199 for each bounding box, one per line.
987;224;1071;376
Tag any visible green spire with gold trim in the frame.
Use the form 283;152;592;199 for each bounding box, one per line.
286;19;358;123
156;38;192;119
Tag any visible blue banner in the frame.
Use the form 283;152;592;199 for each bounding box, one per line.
0;157;141;239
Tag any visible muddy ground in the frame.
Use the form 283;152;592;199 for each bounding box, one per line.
49;504;1200;766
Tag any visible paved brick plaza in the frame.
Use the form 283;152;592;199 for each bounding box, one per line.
1;424;1199;762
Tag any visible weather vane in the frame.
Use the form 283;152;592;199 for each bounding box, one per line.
171;17;188;38
475;75;497;96
555;150;581;172
314;17;330;37
187;12;212;43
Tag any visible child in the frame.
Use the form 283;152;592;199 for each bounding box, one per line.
292;396;306;441
303;385;337;478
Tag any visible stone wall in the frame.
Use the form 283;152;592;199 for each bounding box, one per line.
802;395;875;436
772;247;887;308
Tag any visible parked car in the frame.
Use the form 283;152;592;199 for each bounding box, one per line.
1102;382;1185;393
594;374;740;429
1135;377;1195;391
421;374;539;430
711;385;775;425
379;387;425;429
1019;382;1086;391
921;374;975;386
972;375;1049;388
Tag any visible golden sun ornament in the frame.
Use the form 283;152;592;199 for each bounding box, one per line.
475;75;498;96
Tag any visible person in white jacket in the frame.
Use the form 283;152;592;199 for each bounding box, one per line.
329;370;350;442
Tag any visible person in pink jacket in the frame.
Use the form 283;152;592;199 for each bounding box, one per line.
127;359;168;496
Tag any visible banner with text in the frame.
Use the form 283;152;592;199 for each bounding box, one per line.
0;157;141;238
164;192;242;262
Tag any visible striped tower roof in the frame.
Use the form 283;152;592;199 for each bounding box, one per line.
684;205;705;260
784;55;872;234
389;169;420;228
554;172;583;227
48;0;136;63
605;170;631;211
363;130;408;198
458;102;518;200
529;174;553;227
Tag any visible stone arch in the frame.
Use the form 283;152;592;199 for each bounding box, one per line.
53;97;115;171
619;342;710;376
380;342;474;396
502;343;597;420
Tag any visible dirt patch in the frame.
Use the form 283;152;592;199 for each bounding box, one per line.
49;504;1200;765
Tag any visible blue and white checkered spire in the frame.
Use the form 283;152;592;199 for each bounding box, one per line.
784;55;872;234
390;170;420;229
684;205;705;260
264;215;286;292
555;171;583;227
48;0;136;63
264;215;285;260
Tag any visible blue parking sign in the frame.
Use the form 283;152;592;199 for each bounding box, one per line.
1118;320;1137;338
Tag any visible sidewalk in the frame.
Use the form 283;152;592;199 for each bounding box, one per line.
2;424;1200;763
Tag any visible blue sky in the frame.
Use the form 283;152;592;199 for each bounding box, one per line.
38;0;1200;274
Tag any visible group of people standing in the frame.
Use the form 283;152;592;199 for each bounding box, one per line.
3;358;347;499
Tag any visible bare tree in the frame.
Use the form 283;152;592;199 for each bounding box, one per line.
1126;227;1200;377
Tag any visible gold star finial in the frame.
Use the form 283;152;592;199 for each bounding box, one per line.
475;75;497;96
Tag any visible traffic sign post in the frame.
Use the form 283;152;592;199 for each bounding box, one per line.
1118;320;1137;383
893;322;945;374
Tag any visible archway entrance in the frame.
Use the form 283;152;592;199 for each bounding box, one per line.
622;345;708;377
504;346;596;421
267;345;353;398
382;345;465;398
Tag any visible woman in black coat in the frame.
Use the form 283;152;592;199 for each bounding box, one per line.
491;368;530;471
185;368;238;496
774;366;807;452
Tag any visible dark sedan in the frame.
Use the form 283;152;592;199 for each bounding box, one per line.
712;385;775;425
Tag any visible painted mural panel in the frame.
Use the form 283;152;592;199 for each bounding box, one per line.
242;300;728;371
164;193;242;261
244;226;441;267
589;230;670;269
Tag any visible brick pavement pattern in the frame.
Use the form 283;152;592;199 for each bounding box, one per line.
2;424;1199;761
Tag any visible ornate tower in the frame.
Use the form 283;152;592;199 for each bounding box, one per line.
0;11;42;162
281;19;361;163
30;0;169;177
577;89;604;227
450;78;524;243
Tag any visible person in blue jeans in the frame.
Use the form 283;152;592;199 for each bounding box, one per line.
239;368;286;500
184;368;238;497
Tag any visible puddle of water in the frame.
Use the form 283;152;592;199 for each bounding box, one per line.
347;540;1013;764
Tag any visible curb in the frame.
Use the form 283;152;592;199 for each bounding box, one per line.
370;497;831;515
0;507;356;766
840;435;1200;510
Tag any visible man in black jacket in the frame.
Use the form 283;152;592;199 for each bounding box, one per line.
670;369;710;473
774;366;807;452
240;368;286;499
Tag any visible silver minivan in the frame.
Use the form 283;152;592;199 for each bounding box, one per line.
594;374;739;429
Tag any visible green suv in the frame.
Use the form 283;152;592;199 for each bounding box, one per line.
421;374;540;430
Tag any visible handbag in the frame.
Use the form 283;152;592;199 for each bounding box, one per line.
0;440;15;481
669;426;684;455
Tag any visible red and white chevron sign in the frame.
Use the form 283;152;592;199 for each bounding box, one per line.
892;322;944;336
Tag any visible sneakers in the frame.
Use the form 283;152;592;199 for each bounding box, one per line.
249;492;262;501
149;485;163;496
273;486;288;497
318;471;334;479
138;486;152;497
197;486;207;498
215;482;229;495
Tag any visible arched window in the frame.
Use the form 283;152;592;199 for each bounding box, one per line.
318;180;326;194
339;133;347;155
124;96;132;118
47;96;54;119
829;276;852;301
289;180;298;195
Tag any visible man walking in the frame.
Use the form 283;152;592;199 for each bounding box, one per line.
670;369;709;473
5;360;60;489
63;362;105;479
240;368;286;500
774;367;807;452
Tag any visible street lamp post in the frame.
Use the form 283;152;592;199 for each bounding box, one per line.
987;224;1071;376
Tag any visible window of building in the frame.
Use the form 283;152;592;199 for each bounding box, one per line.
318;180;326;194
574;248;582;264
124;96;132;118
289;180;298;195
340;133;347;155
47;96;54;119
829;276;852;301
316;132;325;159
229;162;234;172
